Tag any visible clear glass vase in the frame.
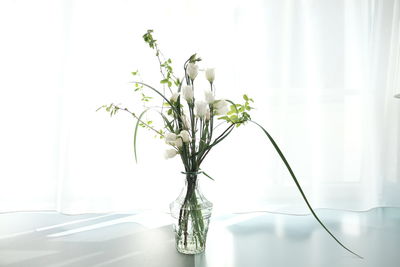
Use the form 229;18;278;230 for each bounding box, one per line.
169;171;213;254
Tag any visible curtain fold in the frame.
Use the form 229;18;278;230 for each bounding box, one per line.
0;0;399;214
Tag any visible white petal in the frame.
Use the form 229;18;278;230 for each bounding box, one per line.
164;149;178;159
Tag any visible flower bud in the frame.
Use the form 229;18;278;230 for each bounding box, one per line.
195;100;209;119
204;88;215;104
179;130;191;143
164;149;178;159
182;85;194;102
182;114;191;130
187;63;199;80
213;100;229;115
165;132;178;145
170;92;179;102
175;138;183;148
205;68;215;83
205;108;211;121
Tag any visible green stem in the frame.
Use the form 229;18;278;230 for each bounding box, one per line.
198;123;235;166
111;105;163;137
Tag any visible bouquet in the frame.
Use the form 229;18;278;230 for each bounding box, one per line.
99;30;361;257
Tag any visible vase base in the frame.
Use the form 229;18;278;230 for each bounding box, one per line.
176;246;205;255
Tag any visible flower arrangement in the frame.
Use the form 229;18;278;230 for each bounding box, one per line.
99;30;361;257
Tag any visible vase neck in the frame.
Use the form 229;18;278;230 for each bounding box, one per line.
182;171;201;185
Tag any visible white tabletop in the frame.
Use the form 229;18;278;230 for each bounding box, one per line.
0;208;399;267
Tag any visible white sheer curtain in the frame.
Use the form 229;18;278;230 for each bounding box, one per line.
0;0;399;214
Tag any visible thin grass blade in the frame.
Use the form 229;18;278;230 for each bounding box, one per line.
250;120;363;259
133;108;150;163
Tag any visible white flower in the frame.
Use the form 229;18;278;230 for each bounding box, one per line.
165;132;178;145
195;100;209;119
204;88;215;104
175;137;183;148
165;132;183;147
214;100;230;115
170;92;179;102
205;68;215;83
164;149;178;159
182;85;194;102
179;130;191;143
187;63;199;80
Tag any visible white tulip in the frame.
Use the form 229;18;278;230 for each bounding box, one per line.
170;92;179;102
205;68;215;83
164;149;178;159
214;100;230;115
187;63;199;80
179;130;191;143
182;85;194;102
204;88;215;104
165;132;178;145
195;100;209;119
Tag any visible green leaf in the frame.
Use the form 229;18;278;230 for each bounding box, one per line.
230;115;238;121
200;170;215;181
160;112;174;132
226;100;239;114
250;120;363;259
218;116;230;121
160;79;168;84
243;94;249;101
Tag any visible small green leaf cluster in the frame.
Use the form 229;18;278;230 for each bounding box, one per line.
160;58;180;87
143;30;180;89
142;29;156;49
218;95;254;126
131;70;153;105
141;93;152;102
97;104;120;117
139;120;152;127
131;71;144;92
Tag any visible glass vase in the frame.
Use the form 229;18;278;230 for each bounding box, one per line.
169;171;213;254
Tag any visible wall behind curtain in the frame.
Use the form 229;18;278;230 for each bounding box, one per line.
0;0;399;214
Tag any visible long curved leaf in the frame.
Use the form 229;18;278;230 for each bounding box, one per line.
250;120;363;259
134;108;150;163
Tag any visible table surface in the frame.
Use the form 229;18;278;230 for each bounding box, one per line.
0;208;399;267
